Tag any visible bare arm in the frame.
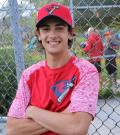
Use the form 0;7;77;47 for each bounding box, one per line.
26;106;92;135
6;117;49;135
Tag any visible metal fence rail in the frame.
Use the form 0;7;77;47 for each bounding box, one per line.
0;0;120;134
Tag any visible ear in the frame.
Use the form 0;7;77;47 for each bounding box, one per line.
35;28;40;36
68;29;75;40
34;28;41;41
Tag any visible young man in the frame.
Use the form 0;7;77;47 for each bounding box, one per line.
7;2;99;135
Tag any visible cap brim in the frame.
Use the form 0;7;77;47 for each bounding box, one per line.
36;15;71;28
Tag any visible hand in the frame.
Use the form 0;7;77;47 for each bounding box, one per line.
80;42;86;48
26;106;36;118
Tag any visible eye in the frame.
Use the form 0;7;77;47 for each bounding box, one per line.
56;26;65;31
40;26;50;31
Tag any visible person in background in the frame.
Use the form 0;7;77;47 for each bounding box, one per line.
6;2;99;135
103;31;118;89
80;27;104;90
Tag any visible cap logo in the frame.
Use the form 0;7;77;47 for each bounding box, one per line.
46;4;60;15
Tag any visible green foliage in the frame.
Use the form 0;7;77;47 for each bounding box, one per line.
0;47;17;115
115;92;120;97
99;88;113;99
31;0;69;9
73;0;120;32
0;47;45;115
18;0;120;34
110;18;120;30
74;0;120;5
24;50;45;67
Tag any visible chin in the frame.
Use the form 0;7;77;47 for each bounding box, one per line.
47;50;63;55
47;48;61;53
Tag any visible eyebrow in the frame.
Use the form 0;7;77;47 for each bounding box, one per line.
40;22;67;28
55;22;67;26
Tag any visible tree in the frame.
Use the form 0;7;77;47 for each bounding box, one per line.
72;0;120;32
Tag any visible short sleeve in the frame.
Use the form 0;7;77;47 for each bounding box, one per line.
7;71;31;118
67;61;99;118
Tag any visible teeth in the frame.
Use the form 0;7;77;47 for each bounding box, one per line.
49;41;59;45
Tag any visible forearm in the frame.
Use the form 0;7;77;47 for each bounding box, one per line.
27;107;92;135
6;117;49;135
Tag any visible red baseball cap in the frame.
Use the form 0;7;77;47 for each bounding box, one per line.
36;2;73;28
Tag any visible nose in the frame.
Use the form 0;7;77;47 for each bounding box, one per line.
48;29;57;39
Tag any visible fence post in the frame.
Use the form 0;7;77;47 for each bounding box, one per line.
8;0;25;82
69;0;74;27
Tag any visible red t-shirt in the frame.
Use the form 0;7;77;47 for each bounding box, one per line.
8;56;99;135
28;56;79;112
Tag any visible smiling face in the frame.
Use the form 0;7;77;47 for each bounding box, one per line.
37;17;73;56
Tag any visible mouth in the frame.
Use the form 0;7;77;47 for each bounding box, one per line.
47;41;61;46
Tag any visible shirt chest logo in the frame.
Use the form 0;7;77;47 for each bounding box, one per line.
51;76;76;103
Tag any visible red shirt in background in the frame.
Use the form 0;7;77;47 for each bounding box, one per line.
83;32;104;62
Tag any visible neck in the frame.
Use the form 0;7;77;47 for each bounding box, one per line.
46;50;71;68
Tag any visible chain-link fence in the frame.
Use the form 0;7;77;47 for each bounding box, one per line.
0;0;120;134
